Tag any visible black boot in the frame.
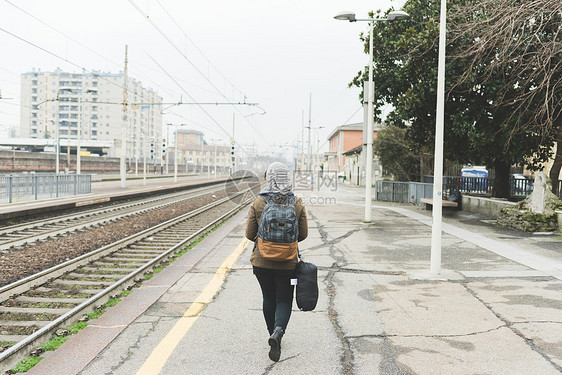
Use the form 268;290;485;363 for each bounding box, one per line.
268;326;284;362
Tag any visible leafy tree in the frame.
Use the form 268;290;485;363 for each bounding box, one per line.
350;0;561;197
374;125;420;181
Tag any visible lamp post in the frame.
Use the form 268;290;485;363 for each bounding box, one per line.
430;0;447;275
334;10;409;222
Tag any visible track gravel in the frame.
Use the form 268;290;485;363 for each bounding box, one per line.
0;191;227;287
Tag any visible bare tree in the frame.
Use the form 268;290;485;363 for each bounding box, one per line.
449;0;562;191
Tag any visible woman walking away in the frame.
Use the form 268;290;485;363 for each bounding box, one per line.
245;162;308;362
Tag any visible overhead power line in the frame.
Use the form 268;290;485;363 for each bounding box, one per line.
148;54;250;156
155;0;246;103
127;0;269;144
3;0;184;100
0;26;129;93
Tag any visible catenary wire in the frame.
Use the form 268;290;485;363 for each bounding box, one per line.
149;54;251;156
155;0;246;103
2;0;187;101
127;0;269;144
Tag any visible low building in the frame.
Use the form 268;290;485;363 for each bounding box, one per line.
326;122;382;186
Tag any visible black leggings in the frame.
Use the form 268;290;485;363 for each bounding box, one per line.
253;266;295;334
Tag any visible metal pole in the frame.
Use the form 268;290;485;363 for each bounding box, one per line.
232;113;236;173
174;127;178;182
207;139;211;178
54;118;60;175
214;144;217;178
431;0;447;275
362;81;369;187
364;23;375;222
308;93;312;171
120;45;128;188
164;124;171;175
301;110;305;171
142;104;147;185
77;88;82;174
135;95;140;176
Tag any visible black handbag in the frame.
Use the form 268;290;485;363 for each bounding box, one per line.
295;253;318;311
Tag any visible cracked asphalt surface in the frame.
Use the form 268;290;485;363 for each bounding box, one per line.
28;185;562;375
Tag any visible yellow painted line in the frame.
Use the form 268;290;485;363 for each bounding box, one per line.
136;237;250;375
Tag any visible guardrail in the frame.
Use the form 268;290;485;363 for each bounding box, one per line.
0;174;91;204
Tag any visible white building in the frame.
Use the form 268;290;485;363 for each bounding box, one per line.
20;68;163;158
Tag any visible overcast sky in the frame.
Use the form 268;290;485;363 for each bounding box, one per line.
0;0;406;155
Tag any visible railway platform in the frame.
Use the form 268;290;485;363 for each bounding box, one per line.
0;174;230;221
17;185;562;374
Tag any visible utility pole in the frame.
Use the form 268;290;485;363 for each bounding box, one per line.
121;45;128;188
231;113;236;174
301;110;305;171
308;93;312;172
135;93;140;176
77;69;83;175
163;124;168;175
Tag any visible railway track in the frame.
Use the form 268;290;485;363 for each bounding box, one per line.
0;186;255;372
0;182;228;252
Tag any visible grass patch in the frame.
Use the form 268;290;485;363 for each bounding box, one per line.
41;336;69;351
105;297;121;308
121;289;133;297
11;356;43;373
69;321;88;334
154;267;163;274
143;273;154;280
85;308;106;320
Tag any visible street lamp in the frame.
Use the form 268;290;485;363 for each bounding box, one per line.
430;0;447;275
335;10;409;222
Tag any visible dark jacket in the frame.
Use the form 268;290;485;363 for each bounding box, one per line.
245;194;308;270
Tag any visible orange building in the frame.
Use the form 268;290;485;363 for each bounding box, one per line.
325;122;381;185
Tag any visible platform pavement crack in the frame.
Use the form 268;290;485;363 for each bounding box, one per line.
309;211;355;375
304;228;361;251
462;283;562;372
346;324;506;340
106;317;164;374
262;353;301;374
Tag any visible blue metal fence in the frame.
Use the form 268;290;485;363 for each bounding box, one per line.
0;174;91;204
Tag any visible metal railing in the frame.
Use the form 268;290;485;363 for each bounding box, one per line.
375;181;433;204
0;174;91;204
376;176;542;204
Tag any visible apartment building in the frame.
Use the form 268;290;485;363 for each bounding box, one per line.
20;68;162;158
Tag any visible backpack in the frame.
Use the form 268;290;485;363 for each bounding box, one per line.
257;194;298;262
